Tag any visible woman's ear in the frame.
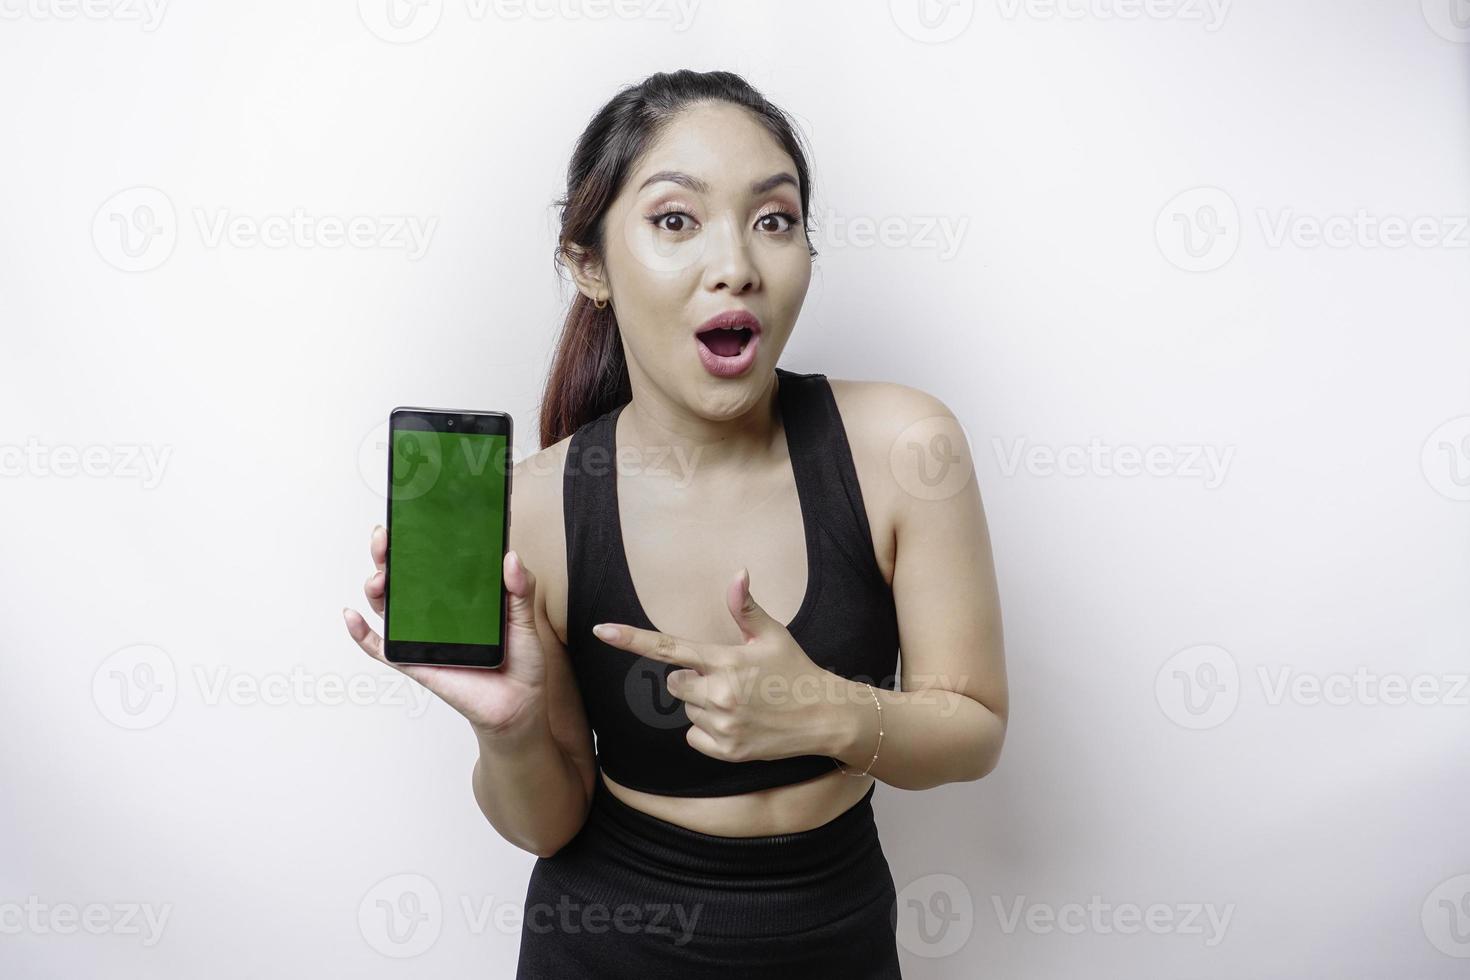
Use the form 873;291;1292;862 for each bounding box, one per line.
563;243;608;305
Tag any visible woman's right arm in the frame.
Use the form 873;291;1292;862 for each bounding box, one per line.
344;453;597;858
470;541;598;858
470;615;596;858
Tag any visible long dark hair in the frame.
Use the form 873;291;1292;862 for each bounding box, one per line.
538;69;819;449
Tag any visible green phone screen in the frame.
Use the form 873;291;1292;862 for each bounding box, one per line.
387;427;507;645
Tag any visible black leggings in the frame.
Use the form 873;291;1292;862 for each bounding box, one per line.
515;770;903;978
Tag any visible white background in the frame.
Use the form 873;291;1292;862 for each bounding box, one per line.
2;1;1468;976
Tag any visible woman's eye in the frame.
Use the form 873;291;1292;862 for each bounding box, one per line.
647;209;800;235
757;211;799;234
649;211;695;233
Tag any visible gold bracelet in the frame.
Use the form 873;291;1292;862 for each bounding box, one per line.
833;682;883;776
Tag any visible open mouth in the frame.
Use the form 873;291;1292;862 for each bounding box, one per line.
695;325;756;358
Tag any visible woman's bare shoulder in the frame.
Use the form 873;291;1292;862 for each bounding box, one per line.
827;376;957;429
510;433;575;633
827;376;960;470
512;433;574;514
825;376;958;584
827;374;976;543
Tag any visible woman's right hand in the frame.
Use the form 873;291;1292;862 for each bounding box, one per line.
342;524;549;738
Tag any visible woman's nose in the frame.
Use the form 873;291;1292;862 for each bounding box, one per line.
701;214;759;293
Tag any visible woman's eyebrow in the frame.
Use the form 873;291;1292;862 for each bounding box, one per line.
637;170;798;196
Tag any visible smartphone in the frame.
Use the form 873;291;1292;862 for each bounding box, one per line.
383;406;512;669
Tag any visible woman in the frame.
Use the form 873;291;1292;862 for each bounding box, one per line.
343;69;1008;977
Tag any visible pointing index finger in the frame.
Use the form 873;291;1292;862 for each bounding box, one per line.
593;623;707;669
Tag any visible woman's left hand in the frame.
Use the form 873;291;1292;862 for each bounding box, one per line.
592;568;843;763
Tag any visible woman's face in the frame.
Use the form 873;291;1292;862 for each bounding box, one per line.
580;101;813;419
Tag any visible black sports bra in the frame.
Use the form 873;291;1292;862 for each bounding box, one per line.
562;367;900;797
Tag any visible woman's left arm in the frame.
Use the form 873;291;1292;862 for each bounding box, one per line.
823;380;1008;791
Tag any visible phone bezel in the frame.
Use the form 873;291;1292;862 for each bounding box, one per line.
382;406;511;670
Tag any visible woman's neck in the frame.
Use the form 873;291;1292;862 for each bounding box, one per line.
619;372;784;475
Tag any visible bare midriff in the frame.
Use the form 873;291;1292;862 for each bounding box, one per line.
599;765;875;837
